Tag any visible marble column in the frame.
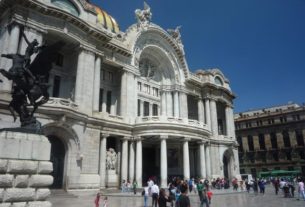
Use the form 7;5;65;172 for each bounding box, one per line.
205;144;211;178
99;134;108;188
174;91;180;118
102;89;107;112
183;139;190;180
198;99;204;123
199;142;206;178
205;99;211;129
210;99;218;137
129;140;135;182
228;107;235;138
149;103;153;116
121;138;128;182
93;56;101;112
120;71;127;116
75;50;85;104
161;91;167;116
140;100;144;117
110;92;116;115
179;92;188;119
136;137;143;187
160;135;168;188
166;92;173;117
225;106;231;137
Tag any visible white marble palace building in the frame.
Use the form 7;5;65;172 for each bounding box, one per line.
0;0;239;190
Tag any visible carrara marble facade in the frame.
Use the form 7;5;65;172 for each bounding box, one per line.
0;0;239;190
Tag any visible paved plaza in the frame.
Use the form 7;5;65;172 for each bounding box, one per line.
48;186;305;207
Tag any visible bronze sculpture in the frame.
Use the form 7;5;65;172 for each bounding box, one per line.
0;26;64;132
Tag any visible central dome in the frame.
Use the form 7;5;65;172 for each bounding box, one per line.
94;6;119;33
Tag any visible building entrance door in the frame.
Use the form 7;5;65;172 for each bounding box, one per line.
143;147;159;183
223;155;229;179
48;136;66;189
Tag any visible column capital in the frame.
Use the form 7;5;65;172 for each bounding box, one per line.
225;103;234;108
197;140;207;145
101;133;109;139
160;135;168;140
134;136;143;141
121;136;132;141
183;137;191;142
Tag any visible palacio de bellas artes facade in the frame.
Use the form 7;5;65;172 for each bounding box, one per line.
0;0;239;190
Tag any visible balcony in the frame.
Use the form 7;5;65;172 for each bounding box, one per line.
135;116;208;130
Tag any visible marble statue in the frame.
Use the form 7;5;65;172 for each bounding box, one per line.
106;148;117;170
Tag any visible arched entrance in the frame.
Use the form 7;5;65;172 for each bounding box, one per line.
223;149;234;180
48;136;66;189
223;154;229;179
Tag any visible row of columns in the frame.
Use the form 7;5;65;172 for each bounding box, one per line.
99;135;212;188
160;91;185;118
138;100;160;116
202;98;235;139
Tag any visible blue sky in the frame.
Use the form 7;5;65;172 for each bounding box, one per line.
92;0;305;112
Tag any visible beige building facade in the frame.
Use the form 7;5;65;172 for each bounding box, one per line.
235;103;305;177
0;0;239;190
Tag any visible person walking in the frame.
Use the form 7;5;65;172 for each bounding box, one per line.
297;178;305;201
158;188;171;207
151;182;160;207
197;180;204;203
133;180;138;195
200;189;209;207
176;183;190;207
252;179;258;196
273;178;280;195
258;179;265;194
188;179;193;193
143;185;149;207
94;193;101;207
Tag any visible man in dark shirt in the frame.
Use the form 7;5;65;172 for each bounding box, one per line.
177;183;190;207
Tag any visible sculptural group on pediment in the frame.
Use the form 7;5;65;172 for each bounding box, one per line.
135;2;152;29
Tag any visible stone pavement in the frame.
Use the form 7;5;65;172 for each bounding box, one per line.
48;186;305;207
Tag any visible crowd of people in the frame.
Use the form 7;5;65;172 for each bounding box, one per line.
94;176;305;206
271;177;305;200
141;177;214;207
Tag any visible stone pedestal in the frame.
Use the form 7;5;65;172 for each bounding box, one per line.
106;170;118;188
0;131;53;207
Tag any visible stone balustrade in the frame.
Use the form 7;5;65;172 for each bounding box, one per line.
45;97;78;110
136;116;208;129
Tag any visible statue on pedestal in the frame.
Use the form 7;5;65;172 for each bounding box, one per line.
0;25;64;132
106;148;117;170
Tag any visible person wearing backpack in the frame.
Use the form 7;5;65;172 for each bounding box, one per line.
142;185;149;207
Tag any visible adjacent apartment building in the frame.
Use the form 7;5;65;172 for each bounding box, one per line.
235;103;305;177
